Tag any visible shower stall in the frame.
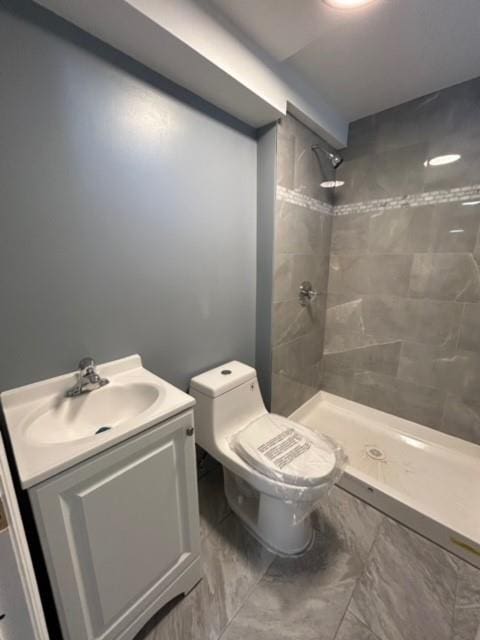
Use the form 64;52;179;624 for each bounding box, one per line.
258;78;480;570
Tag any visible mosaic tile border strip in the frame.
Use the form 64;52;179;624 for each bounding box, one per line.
335;184;480;216
277;184;480;217
276;185;334;215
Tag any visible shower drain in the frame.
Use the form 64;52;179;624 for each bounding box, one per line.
365;445;386;461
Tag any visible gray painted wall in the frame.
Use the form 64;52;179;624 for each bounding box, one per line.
0;1;257;392
255;124;277;409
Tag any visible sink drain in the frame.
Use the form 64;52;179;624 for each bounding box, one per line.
365;445;386;461
95;426;112;435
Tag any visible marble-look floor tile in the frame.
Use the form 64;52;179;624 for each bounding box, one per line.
208;514;275;625
312;486;384;563
453;558;480;640
220;528;363;640
334;609;381;640
350;518;458;640
136;513;274;640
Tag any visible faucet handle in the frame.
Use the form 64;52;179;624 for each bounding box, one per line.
78;357;95;374
65;357;108;397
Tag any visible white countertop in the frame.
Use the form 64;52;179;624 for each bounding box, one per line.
1;355;195;489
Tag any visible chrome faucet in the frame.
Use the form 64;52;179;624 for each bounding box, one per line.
65;357;109;398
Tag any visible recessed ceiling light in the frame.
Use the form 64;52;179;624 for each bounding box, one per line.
320;180;345;188
323;0;376;8
449;229;465;234
423;154;461;167
462;200;480;206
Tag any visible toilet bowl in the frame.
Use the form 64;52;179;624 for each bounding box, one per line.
189;361;342;556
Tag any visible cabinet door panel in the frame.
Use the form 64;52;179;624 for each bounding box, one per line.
73;440;183;627
30;412;200;640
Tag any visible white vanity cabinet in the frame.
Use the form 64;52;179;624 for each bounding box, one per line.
0;434;49;640
28;410;202;640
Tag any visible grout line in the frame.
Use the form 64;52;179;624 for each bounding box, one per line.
216;548;276;640
331;509;386;640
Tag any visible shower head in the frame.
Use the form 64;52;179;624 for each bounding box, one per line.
312;144;343;169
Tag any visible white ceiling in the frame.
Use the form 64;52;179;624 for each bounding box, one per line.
35;0;349;144
207;0;480;122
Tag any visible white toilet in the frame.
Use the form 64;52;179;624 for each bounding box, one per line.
190;361;342;556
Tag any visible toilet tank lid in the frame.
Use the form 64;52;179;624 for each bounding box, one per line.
189;361;256;398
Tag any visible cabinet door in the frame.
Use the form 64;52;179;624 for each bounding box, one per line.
29;411;200;640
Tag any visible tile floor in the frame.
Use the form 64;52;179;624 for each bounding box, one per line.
136;465;480;640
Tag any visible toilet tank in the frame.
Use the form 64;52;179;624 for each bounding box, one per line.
189;361;267;456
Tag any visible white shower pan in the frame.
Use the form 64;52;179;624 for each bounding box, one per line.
291;391;480;569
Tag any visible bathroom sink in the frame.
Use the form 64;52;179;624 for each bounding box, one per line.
23;382;162;445
1;355;195;488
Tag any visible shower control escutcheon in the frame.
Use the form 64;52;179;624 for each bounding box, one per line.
299;281;318;306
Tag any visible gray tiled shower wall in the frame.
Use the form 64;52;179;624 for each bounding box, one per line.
270;115;335;415
324;76;480;445
271;78;480;445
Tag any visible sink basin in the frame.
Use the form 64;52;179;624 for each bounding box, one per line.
1;355;196;488
23;382;162;445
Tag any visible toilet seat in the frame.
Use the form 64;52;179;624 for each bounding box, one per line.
231;414;337;488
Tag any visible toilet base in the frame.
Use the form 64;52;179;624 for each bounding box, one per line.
224;469;315;556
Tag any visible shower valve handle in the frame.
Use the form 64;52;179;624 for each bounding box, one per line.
299;281;318;306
